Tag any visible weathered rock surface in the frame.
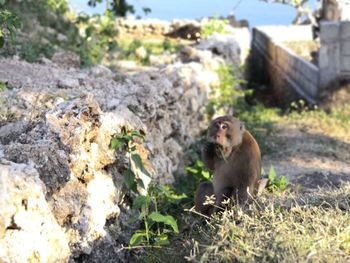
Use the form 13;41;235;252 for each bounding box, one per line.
0;159;70;262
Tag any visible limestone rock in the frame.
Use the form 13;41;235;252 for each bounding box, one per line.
197;30;250;66
0;159;70;263
52;51;81;68
57;77;80;89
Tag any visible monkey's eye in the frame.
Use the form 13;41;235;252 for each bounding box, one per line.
222;123;228;129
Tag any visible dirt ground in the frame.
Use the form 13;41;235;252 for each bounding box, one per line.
283;40;320;63
261;82;350;192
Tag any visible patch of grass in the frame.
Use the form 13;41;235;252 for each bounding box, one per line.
206;64;247;118
117;39;182;65
190;185;350;262
287;103;350;143
235;103;282;155
19;41;55;62
142;185;350;262
0;81;7;91
200;17;230;39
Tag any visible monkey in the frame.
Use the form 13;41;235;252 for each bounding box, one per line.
194;115;262;216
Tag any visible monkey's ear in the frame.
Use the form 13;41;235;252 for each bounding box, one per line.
240;122;245;131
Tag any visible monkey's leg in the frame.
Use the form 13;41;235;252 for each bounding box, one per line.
194;182;214;216
236;184;255;205
212;187;233;214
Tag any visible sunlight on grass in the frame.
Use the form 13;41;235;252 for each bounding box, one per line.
189;185;350;262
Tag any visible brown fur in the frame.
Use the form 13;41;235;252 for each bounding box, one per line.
194;116;262;216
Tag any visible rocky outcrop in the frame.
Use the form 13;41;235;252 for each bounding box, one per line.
0;23;244;261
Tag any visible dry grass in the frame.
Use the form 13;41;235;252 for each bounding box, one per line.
186;186;350;262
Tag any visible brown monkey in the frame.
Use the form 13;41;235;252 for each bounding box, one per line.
194;115;262;216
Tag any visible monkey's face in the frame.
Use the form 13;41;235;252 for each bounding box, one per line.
207;116;245;158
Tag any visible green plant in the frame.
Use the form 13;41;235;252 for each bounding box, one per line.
130;185;185;247
201;17;230;39
110;127;184;247
186;160;212;183
75;12;119;66
266;166;289;191
117;39;182;65
110;126;149;193
206;63;247;118
0;3;20;48
19;41;55;62
0;81;6;91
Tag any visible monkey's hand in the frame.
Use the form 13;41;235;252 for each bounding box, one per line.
202;142;217;170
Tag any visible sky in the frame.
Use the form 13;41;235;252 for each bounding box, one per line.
68;0;319;27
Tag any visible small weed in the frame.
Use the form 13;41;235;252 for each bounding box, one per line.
110;127;184;248
266;166;289;192
110;126;149;193
0;81;7;91
130;185;185;247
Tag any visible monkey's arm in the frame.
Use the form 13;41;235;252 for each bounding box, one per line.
202;142;217;171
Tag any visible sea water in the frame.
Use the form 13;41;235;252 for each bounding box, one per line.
69;0;319;27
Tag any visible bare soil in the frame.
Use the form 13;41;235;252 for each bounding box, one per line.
262;112;350;192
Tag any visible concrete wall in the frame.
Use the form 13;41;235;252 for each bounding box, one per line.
319;21;350;90
251;25;318;104
251;22;350;104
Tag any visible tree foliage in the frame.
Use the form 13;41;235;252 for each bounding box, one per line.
88;0;135;17
0;1;20;48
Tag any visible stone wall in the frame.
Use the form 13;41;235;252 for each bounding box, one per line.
251;25;319;103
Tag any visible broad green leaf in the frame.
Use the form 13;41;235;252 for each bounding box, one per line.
268;166;277;182
133;195;151;209
123;169;137;191
131;154;151;177
0;0;6;5
276;176;289;190
202;171;211;180
195;160;204;167
131;130;145;140
154;233;169;246
148;212;179;233
129;231;146;246
160;185;187;202
109;136;125;150
185;167;198;174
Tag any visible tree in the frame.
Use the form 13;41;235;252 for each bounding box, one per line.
88;0;135;17
261;0;317;25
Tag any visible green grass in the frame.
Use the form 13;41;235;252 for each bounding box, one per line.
136;185;350;262
117;39;182;65
200;17;230;39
